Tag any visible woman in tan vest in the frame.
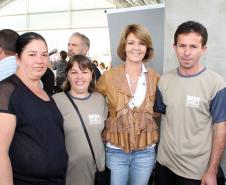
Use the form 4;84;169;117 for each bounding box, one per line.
96;24;160;185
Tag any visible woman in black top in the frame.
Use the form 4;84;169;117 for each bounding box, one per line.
0;32;68;185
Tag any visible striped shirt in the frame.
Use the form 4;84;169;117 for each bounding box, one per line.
0;56;17;81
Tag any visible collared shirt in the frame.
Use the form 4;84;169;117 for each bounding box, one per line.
107;64;155;149
126;63;147;109
0;56;17;81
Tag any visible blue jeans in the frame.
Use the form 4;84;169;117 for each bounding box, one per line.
106;146;156;185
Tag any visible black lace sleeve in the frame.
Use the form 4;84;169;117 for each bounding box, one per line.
0;75;18;114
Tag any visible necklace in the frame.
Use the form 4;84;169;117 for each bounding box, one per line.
130;80;137;84
129;76;139;84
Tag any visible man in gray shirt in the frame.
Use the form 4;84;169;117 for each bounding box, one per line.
154;21;226;185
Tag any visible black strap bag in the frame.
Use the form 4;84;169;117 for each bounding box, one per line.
65;91;110;185
94;167;111;185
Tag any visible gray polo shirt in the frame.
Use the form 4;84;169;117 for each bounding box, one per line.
154;68;226;179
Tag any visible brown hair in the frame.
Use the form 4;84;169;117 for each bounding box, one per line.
117;24;154;63
174;21;208;47
0;29;19;55
64;55;95;92
60;50;67;61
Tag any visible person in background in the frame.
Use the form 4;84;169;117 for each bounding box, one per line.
67;32;101;80
52;50;68;93
92;59;99;67
99;62;106;75
53;55;107;185
41;49;58;95
49;48;59;64
154;20;226;185
0;32;68;185
96;24;159;185
0;29;19;81
41;63;55;95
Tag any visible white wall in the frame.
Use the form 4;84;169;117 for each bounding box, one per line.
164;0;226;81
0;0;115;65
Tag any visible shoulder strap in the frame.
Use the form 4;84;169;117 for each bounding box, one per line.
64;91;99;172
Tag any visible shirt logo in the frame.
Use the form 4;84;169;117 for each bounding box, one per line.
186;95;200;108
88;114;102;124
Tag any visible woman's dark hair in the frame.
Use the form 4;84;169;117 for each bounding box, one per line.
64;55;96;92
174;21;208;47
16;32;47;57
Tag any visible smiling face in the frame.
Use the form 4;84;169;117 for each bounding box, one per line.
67;62;92;98
125;33;147;64
16;39;48;81
174;32;207;74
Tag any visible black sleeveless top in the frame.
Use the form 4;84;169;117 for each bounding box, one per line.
0;75;68;185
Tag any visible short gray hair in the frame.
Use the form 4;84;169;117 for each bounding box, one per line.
71;32;90;48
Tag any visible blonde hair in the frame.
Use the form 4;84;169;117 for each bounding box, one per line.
117;24;154;63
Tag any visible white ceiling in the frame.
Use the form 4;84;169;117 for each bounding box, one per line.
0;0;164;9
106;0;164;8
0;0;12;8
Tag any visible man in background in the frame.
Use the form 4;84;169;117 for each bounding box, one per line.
68;32;101;80
52;50;68;93
0;29;19;81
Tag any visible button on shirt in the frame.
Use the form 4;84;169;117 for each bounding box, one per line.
126;63;147;109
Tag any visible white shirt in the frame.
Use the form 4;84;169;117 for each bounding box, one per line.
126;63;147;109
0;56;17;81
